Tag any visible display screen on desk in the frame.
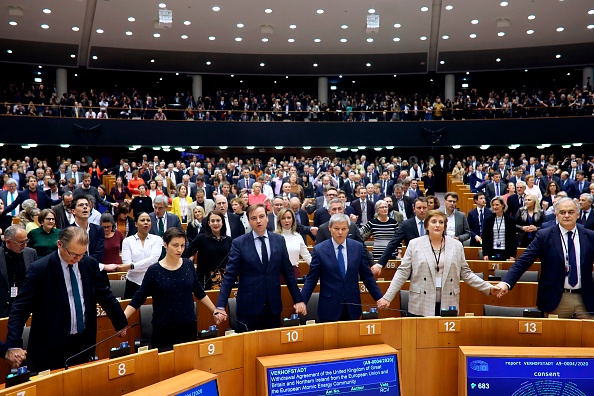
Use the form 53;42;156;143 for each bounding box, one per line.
176;378;219;396
266;355;399;395
466;357;594;395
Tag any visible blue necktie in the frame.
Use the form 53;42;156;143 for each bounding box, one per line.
419;221;425;236
337;245;346;279
567;231;578;287
258;236;269;267
68;265;85;334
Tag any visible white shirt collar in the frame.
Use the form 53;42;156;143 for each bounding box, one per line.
331;238;347;251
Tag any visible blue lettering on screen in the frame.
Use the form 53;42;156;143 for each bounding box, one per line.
466;357;594;395
267;355;399;395
176;379;219;396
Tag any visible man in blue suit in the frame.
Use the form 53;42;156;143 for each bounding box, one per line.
3;176;62;214
301;213;383;323
215;204;306;331
497;198;594;319
237;168;254;193
467;192;492;247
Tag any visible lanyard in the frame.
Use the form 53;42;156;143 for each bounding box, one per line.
432;237;445;273
494;216;504;241
560;229;577;271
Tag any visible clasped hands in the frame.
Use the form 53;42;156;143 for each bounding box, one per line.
213;308;228;325
5;348;26;369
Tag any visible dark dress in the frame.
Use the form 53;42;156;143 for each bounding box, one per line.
182;233;232;290
130;196;154;218
110;186;131;204
129;259;206;351
422;175;436;196
103;230;124;264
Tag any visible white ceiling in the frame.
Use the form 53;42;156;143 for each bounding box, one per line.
0;0;593;72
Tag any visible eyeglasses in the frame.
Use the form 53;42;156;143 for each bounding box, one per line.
45;218;55;221
76;203;90;208
9;239;29;246
64;246;85;259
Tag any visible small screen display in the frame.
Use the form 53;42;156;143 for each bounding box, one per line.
176;378;219;396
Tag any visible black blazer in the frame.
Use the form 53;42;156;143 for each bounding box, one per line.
200;212;244;240
481;214;518;259
506;194;525;218
350;198;375;226
315;222;373;263
377;217;421;266
0;246;38;317
149;212;182;235
467;207;492;247
390;195;414;220
4;187;61;213
5;252;127;371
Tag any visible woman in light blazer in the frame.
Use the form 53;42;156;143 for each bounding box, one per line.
171;185;193;223
377;210;498;316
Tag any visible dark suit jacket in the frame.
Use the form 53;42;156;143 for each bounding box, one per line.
574;180;591;197
503;225;594;313
51;202;71;230
467;207;492;247
315;221;373;263
200;212;244;240
313;210;331;228
5;252;127;371
485;182;508;206
378;180;394;197
377;217;421;266
343;182;358;202
301;238;382;322
481;214;518;259
215;232;302;316
391;195;414;220
540;175;560;193
580;210;594;231
506;194;525;218
0;247;37;317
149;212;182;236
4;187;61;213
8;172;26;190
351;198;375;226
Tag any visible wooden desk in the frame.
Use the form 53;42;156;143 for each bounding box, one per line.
123;369;217;396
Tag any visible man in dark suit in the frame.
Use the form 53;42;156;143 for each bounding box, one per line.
141;163;156;184
558;171;576;199
378;171;394;198
467;192;492;247
375;197;428;274
66;164;84;186
391;184;414;220
289;197;317;242
351;186;375;226
0;226;38;317
485;172;507;207
343;173;358;202
67;195;105;266
497;198;594;319
3;176;62;214
237;169;255;192
149;195;182;236
508;167;525;186
4;227;128;371
0;178;20;217
52;192;74;230
301;213;382;322
506;181;527;218
202;195;244;240
574;171;591;198
214;204;306;332
540;166;560;192
7;164;26;191
578;193;594;231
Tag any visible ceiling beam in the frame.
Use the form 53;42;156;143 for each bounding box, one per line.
78;0;98;67
427;0;443;72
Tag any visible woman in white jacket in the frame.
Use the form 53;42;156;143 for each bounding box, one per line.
275;208;311;282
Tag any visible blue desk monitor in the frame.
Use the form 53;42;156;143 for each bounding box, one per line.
466;357;594;395
176;378;219;396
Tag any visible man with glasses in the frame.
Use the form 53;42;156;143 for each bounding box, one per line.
312;188;339;227
442;192;471;243
2;176;62;215
4;227;128;371
67;196;105;266
0;226;38;317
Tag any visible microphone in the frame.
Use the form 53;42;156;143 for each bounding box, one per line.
214;312;249;332
64;322;138;370
572;312;594;319
340;302;424;318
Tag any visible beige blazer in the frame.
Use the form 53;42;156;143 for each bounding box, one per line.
383;235;491;316
187;199;215;220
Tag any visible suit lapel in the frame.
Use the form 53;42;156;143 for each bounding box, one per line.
578;229;588;273
551;226;565;265
0;249;8;286
420;237;436;281
442;239;453;279
345;239;358;277
326;241;342;278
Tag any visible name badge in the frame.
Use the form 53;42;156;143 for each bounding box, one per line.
496;241;502;248
436;277;442;288
10;287;18;298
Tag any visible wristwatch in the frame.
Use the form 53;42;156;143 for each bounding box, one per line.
130;264;135;270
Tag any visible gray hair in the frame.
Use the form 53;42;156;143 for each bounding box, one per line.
196;187;205;196
5;178;16;186
22;199;37;212
4;225;25;240
329;213;350;227
153;195;169;206
328;198;345;209
59;226;89;247
375;199;388;212
515;180;527;188
580;193;594;205
553;197;579;213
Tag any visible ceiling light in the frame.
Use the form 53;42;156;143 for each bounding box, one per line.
6;50;12;54
352;80;355;83
394;23;401;28
314;38;321;42
340;38;347;42
9;21;17;26
366;63;371;67
471;19;479;24
235;37;242;41
70;54;76;58
92;55;98;60
316;9;324;14
368;8;376;13
265;8;272;13
237;23;244;28
527;29;534;34
556;54;561;58
341;24;348;29
466;72;470;74
38;65;42;68
313;63;318;67
74;73;77;76
480;145;490;150
528;15;535;20
496;58;501;62
445;5;453;10
573;143;583;147
96;29;104;34
181;34;188;39
289;24;296;29
556;27;564;32
562;144;572;149
43;8;51;14
442;35;449;39
589;10;594;14
421;6;429;12
469;33;477;38
330;146;338;150
393;37;400;41
420;36;427;40
154;33;161;37
588;25;594;29
206;61;211;65
126;31;133;35
367;38;373;42
261;37;268;42
159;3;167;8
500;1;508;6
176;73;179;75
567;72;571;76
286;76;289;78
41;24;49;29
440;60;445;64
288;38;295;42
260;62;265;66
212;6;220;11
525;69;528;72
209;36;216;40
303;147;311;150
498;31;505;36
150;59;155;63
246;146;255;150
72;26;79;31
275;146;284;150
339;75;342;78
452;145;461;149
386;146;395;150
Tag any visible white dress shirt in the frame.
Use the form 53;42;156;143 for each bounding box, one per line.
560;226;581;290
59;251;86;334
280;229;312;267
331;238;348;274
253;231;271;263
122;233;163;285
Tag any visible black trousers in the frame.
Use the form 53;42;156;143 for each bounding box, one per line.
124;279;141;300
152;321;197;352
236;302;280;333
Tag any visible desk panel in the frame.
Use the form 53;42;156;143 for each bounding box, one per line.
173;336;244;376
416;317;484;348
0;371;63;396
481;317;583;347
334;318;402;350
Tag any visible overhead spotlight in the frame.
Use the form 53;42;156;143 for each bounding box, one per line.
452;145;461;149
